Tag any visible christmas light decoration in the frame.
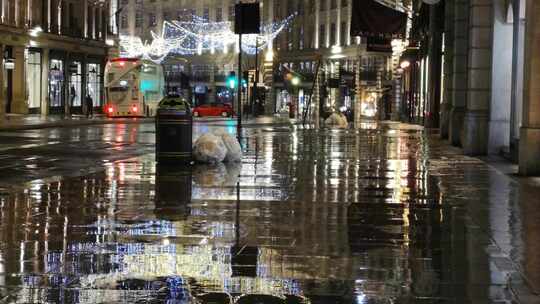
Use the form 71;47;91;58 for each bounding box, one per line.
120;14;296;63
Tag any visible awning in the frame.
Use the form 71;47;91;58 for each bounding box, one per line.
350;0;408;39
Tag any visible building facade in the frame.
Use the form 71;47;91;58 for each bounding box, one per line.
118;0;403;118
0;0;113;117
401;0;540;175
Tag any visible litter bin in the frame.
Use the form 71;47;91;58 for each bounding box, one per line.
155;95;192;163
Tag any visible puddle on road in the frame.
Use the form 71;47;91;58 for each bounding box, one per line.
0;124;527;303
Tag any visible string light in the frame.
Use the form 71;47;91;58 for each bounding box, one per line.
120;14;296;62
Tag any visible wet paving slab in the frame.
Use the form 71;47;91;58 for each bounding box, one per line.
0;120;539;303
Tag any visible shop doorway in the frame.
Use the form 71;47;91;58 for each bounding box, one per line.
68;62;82;114
26;49;42;114
86;63;102;112
49;59;65;114
3;47;13;114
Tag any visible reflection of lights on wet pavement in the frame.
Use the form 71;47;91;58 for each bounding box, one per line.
0;119;528;304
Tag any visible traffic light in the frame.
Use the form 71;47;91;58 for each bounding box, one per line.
242;71;249;88
227;71;237;89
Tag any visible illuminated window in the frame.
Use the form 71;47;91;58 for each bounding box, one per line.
216;7;222;22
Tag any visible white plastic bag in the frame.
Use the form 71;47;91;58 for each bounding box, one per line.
213;129;242;162
325;113;348;129
193;133;227;163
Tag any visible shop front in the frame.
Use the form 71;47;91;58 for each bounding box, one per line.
26;49;42;114
68;58;83;114
86;62;103;112
49;57;65;114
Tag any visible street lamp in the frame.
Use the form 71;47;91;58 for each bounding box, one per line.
291;76;301;118
291;76;300;86
400;60;411;69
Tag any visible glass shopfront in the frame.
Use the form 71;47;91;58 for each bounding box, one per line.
26;50;42;113
68;61;82;113
86;63;102;109
49;59;65;113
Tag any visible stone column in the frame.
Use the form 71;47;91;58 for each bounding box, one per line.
346;0;352;46
315;0;320;49
156;0;163;35
488;1;513;154
0;44;4;116
128;0;135;36
449;0;469;146
11;46;28;114
440;0;454;138
41;48;50;116
462;0;492;155
510;0;526;158
519;0;540;175
425;3;443;129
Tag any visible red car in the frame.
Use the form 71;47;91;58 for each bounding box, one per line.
192;103;234;117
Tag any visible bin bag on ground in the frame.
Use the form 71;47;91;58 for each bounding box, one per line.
193;133;227;163
213;129;242;162
325;113;348;129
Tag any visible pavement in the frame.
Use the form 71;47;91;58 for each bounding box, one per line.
0;118;539;303
0;114;303;132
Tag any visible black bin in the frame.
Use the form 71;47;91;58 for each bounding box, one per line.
155;97;192;163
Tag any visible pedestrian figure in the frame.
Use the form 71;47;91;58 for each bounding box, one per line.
70;85;77;106
85;95;93;118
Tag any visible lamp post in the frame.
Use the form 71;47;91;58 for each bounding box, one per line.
291;76;300;119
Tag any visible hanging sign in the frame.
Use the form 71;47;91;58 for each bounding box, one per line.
4;59;14;70
351;0;407;39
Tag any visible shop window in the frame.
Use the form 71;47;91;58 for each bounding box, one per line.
149;13;156;27
340;22;347;45
69;62;82;108
26;50;41;111
135;11;142;28
330;23;336;46
216;7;222;22
87;64;102;107
49;59;64;109
319;24;325;48
121;14;128;28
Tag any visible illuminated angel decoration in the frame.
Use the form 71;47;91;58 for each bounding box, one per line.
120;14;296;63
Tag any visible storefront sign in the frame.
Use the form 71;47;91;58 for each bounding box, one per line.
351;0;407;39
366;37;393;53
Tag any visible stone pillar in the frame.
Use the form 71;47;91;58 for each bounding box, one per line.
11;46;28;114
488;1;514;154
156;0;163;35
425;3;443;129
449;0;469;146
346;0;352;46
519;0;540;175
128;0;135;37
41;48;50;116
462;0;492;155
0;44;4;116
510;0;526;158
315;0;320;49
440;0;454;138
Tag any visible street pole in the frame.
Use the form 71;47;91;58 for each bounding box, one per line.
252;37;259;117
237;33;242;141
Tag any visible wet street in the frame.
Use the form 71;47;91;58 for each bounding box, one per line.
0;119;540;303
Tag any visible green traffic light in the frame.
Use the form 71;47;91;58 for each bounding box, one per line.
228;78;237;89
